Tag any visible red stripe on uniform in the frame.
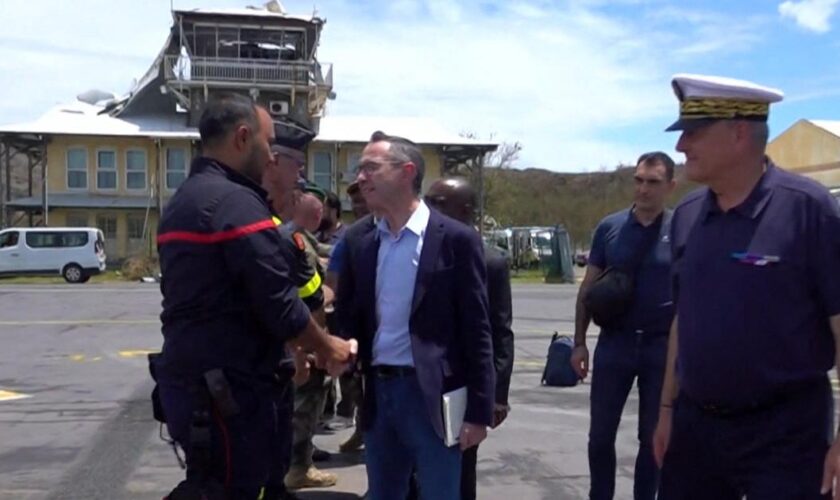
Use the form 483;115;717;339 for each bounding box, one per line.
157;219;277;245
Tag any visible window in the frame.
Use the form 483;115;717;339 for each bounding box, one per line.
97;150;117;190
67;148;88;189
126;150;147;190
313;152;332;191
0;231;19;248
25;231;87;248
166;148;187;190
66;213;89;227
61;232;89;247
127;215;145;240
344;152;361;182
96;215;117;240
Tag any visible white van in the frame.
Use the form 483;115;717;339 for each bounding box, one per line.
0;227;107;283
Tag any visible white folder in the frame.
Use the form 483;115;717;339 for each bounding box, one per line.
442;386;467;447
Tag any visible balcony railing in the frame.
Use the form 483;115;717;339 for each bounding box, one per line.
164;55;332;88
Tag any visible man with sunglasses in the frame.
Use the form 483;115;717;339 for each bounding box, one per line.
571;151;676;500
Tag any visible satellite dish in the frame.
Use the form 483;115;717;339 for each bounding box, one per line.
77;89;116;106
264;0;286;14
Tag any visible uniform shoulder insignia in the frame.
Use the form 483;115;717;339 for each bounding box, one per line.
293;232;306;251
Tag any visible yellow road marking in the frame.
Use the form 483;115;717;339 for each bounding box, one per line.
0;319;158;326
118;350;159;358
66;354;103;362
0;390;31;402
514;359;545;368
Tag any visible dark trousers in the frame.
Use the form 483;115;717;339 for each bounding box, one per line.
461;445;478;500
337;371;363;419
659;378;832;500
159;381;274;499
265;378;294;498
407;445;478;500
588;331;667;500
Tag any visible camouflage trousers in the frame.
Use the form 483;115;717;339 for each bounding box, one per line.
291;368;332;467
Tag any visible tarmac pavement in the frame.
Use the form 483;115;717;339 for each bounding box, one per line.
0;282;654;499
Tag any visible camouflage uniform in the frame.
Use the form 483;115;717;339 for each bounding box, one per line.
264;216;326;499
279;223;335;484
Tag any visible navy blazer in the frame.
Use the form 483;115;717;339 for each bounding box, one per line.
336;209;496;438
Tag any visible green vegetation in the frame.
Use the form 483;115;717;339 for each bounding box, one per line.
482;165;697;250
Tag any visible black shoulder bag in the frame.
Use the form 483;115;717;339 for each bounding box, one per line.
584;216;664;329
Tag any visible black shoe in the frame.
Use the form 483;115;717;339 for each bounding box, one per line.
312;446;331;462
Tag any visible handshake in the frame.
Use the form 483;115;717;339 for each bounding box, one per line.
290;331;358;384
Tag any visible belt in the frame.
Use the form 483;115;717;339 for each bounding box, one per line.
691;379;826;418
370;365;416;379
697;401;774;418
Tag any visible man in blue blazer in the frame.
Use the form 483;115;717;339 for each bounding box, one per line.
336;131;496;500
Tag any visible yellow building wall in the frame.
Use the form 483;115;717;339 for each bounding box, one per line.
47;135;194;196
767;120;840;170
48;208;160;261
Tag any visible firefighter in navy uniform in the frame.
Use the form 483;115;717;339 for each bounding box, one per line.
152;93;354;500
261;122;330;500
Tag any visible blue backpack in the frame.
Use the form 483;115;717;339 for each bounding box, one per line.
541;333;580;387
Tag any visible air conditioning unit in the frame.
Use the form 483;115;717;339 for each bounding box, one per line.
268;100;289;116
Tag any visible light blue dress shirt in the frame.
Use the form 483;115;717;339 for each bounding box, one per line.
372;201;430;367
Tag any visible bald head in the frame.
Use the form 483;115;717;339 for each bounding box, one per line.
424;177;477;225
293;192;324;233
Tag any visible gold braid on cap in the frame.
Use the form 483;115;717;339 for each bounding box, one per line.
680;99;769;120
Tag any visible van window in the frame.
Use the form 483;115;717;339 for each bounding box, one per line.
25;231;89;248
0;231;20;248
62;232;89;247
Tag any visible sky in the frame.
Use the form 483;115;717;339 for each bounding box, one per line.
0;0;838;172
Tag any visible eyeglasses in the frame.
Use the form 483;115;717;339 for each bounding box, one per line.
273;151;305;168
357;159;404;175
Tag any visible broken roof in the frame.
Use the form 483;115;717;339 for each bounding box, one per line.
0;104;496;149
174;7;323;24
0;101;198;140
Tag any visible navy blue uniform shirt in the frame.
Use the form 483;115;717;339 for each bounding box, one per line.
156;157;311;385
671;161;840;406
589;207;674;333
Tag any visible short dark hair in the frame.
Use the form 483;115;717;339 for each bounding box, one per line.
324;191;341;217
750;121;769;147
636;151;676;181
198;93;260;146
369;130;425;194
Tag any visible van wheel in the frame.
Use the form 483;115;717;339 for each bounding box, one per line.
63;264;84;284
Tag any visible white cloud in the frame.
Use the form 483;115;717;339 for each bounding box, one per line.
779;0;839;33
0;0;765;171
319;1;763;170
